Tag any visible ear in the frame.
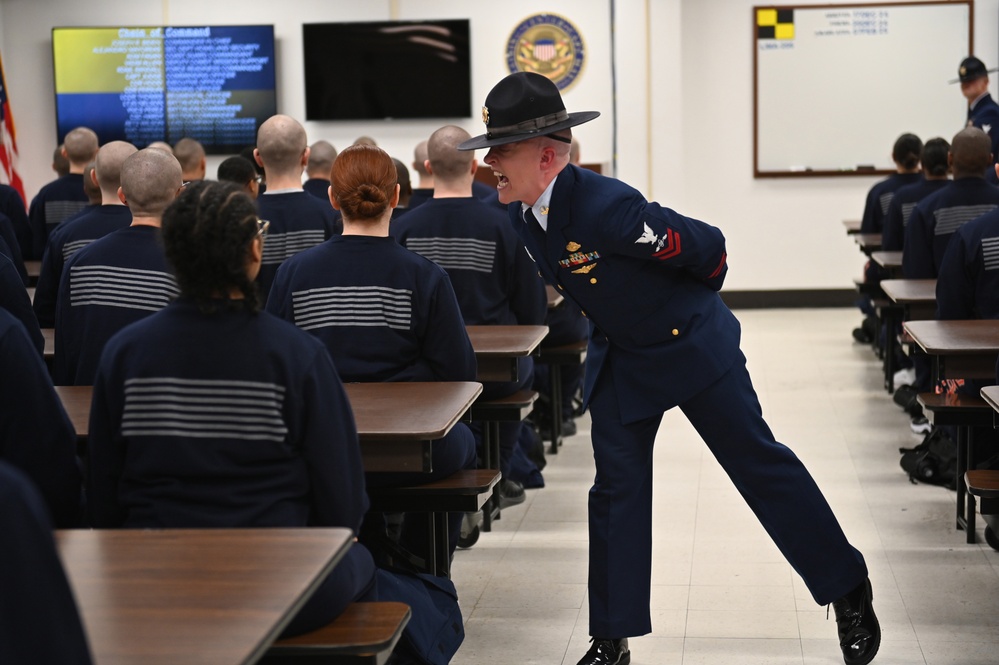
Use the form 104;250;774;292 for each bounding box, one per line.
253;148;264;168
246;235;264;281
91;169;99;187
328;186;341;211
424;159;433;176
470;158;478;176
389;183;401;209
301;146;311;167
117;186;127;205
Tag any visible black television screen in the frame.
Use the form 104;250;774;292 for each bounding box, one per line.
303;20;471;121
52;25;277;153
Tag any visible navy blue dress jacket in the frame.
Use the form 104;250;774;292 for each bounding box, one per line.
881;179;950;252
0;183;31;260
936;207;999;320
0;250;44;355
28;174;88;259
860;172;922;234
512;164;739;424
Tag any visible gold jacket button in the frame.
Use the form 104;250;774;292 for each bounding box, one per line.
581;311;587;317
672;328;680;336
589;277;597;284
557;283;564;290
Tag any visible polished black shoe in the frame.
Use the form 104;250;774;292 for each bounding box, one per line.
575;637;630;665
496;478;525;508
832;578;880;665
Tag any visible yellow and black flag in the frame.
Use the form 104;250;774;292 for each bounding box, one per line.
757;8;794;40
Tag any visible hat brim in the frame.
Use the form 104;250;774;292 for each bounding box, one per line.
949;67;999;84
457;111;600;151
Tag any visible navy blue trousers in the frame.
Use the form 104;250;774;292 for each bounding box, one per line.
586;352;868;638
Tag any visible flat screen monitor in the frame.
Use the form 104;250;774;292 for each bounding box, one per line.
302;19;471;121
52;25;277;154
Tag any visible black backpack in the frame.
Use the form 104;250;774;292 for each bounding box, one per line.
899;428;957;489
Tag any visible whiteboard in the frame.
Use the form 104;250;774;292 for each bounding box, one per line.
753;2;972;177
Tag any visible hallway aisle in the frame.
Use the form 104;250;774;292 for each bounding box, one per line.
449;308;999;665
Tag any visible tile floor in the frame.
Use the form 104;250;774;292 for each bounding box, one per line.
449;308;999;665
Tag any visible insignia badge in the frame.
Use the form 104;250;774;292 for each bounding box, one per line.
961;65;968;77
571;263;596;274
505;13;585;91
482;106;490;125
565;241;581;252
540;206;550;215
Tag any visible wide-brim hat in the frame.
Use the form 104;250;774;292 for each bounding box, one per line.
949;55;998;84
457;72;599;151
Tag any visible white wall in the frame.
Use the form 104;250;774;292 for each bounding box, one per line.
1;0;996;291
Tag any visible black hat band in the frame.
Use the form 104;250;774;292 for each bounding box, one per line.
487;110;570;138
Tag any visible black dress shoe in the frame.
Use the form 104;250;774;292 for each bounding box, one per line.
832;578;880;665
575;637;630;665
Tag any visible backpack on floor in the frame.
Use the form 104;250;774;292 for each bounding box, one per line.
899;428;957;488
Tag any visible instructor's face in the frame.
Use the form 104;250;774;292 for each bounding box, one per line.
483;140;542;206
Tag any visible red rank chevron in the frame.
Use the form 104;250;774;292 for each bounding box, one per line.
653;228;681;260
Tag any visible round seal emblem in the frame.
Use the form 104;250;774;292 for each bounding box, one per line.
506;13;585;91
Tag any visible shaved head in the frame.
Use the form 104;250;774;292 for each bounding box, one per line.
120;148;183;217
427;125;474;182
307;140;338;177
146;141;174;154
951;127;994;177
94;141;138;195
63;127;99;166
172;138;206;177
412;140;430;177
256;115;308;175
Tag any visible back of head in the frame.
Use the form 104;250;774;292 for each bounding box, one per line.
162;180;260;312
63;127;99;166
330;145;397;221
307;140;338;178
921;138;950;177
172;138;206;176
95;141;138;193
146;141;174;154
412;140;430;177
569;137;581;165
120;148;183;217
353;135;378;147
52;145;70;177
892;133;922;170
392;158;412;200
217;156;258;187
256;115;308;174
950;127;993;177
427;125;474;182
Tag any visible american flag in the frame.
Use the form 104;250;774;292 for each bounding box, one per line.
533;39;556;62
0;52;25;204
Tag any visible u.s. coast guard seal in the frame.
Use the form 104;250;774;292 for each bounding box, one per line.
506;13;585;91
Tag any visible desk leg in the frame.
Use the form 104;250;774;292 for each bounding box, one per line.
882;309;898;393
957;425;967;532
481;421;501;533
432;512;450;578
966;429;977;545
549;364;563;455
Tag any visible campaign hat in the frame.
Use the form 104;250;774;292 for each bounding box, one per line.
950;56;998;84
458;72;599;150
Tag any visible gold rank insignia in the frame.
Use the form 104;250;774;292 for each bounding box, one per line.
572;263;596;274
482;106;490;125
540;206;550;215
565;241;580;252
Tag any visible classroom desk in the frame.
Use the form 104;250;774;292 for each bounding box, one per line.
878;279;936;392
57;527;353;665
43;327;54;361
854;233;882;256
25;259;40;286
982;385;999;427
870;250;902;277
903;319;999;541
55;382;482;474
843;219;861;235
467;324;549;382
546;284;564;310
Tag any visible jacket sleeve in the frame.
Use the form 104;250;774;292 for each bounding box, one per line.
297;349;369;533
32;238;62;328
859;186;879;234
601;200;729;291
902;206;936;279
263;263;293;321
86;352;128;528
418;271;477;382
881;196;904;252
935;228;975;320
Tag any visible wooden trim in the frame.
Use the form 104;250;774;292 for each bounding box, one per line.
719;288;857;309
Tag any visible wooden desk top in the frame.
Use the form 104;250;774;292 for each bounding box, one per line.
880;279;936;304
871;250;902;270
43;327;54;360
25;259;40;279
854;233;882;253
467;324;549;382
903;320;999;380
843;219;861;234
58;527;352;665
55;382;482;473
546;284;564;310
981;385;999;414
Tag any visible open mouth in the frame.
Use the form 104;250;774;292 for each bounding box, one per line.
493;171;509;190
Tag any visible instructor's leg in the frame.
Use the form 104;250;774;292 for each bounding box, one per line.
679;353;867;605
587;368;662;638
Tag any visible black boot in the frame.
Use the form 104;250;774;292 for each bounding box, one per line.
575;637;630;665
832;578;880;665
